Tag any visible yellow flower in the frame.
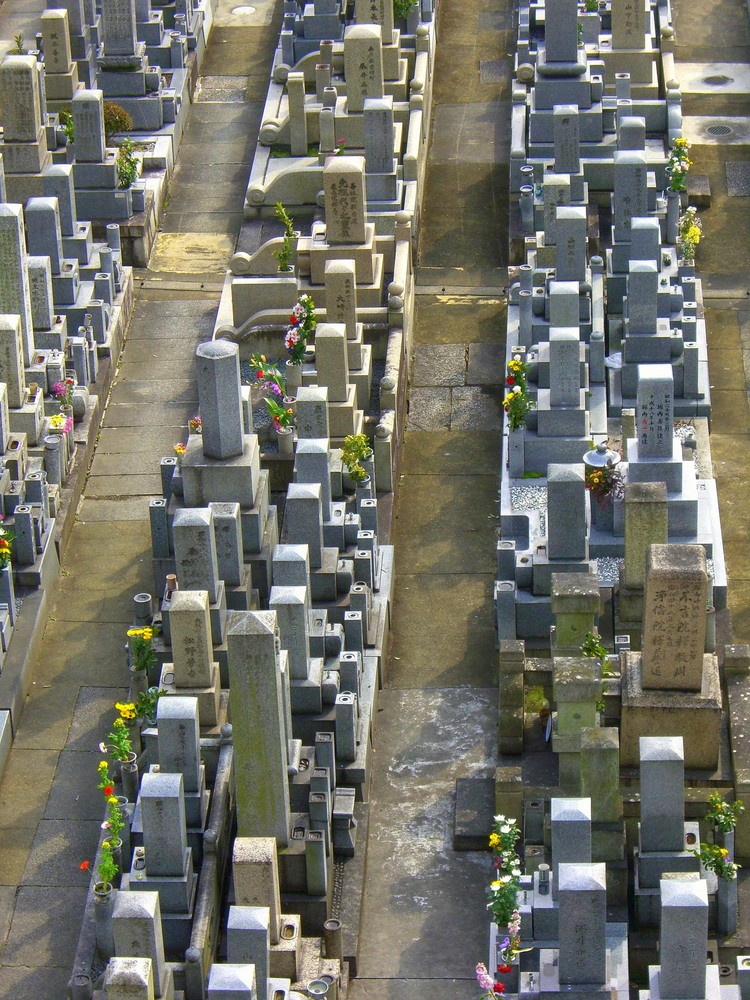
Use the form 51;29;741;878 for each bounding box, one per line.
489;832;501;848
126;628;144;638
490;880;502;890
108;796;119;805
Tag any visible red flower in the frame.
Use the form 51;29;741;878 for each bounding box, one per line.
103;784;114;797
498;965;512;974
506;376;515;386
80;860;91;871
493;985;505;994
256;370;264;379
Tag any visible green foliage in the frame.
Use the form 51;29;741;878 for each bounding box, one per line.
116;137;139;189
706;793;745;834
487;814;522;927
524;686;550;715
691;842;740;881
342;434;372;483
580;630;614;676
584;0;598;11
97;841;119;886
10;32;26;55
135;686;166;724
58;110;75;144
393;0;417;20
273;202;295;271
103;101;134;144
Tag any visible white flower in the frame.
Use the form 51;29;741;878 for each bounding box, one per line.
99;742;108;753
513;386;522;394
513;354;521;361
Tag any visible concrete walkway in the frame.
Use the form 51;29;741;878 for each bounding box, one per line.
349;0;511;994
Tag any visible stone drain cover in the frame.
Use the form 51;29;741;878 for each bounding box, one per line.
703;74;734;86
707;123;734;137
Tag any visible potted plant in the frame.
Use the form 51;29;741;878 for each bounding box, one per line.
81;841;119;957
283;294;317;391
249;354;296;453
52;377;75;416
677;206;702;268
273;202;296;273
126;625;158;679
134;686;166;727
341;433;373;489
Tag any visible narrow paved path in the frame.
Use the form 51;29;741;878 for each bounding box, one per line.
349;0;510;994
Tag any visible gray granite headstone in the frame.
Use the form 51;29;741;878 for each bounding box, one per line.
140;771;188;876
0;314;27;409
641;544;708;690
295;386;330;439
72;88;106;163
547;465;587;561
343;25;384;114
324;156;368;245
294;439;332;519
363;96;394;174
173;507;220;604
555;207;587;282
101;0;139;55
25;197;64;275
41;8;74;73
196;340;245;461
549;328;580;406
558;862;607;985
269;586;310;680
103;957;154;999
0;205;35;366
639;736;685;853
553;104;580;175
209;502;244;587
636;364;673;459
112;891;168;997
324;259;357;339
284;483;324;569
168;590;215;688
0;56;43;141
227;611;291;846
659;877;708;999
157;696;201;792
227;906;270;1000
271;544;311;589
613;151;647;242
627;261;658;334
544;0;579;63
630;216;660;264
612;0;647;49
207;963;256;998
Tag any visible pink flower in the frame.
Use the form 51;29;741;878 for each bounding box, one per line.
476;964;494;991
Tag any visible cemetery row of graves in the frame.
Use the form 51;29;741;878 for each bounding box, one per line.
0;0;431;992
484;0;750;998
0;0;748;993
